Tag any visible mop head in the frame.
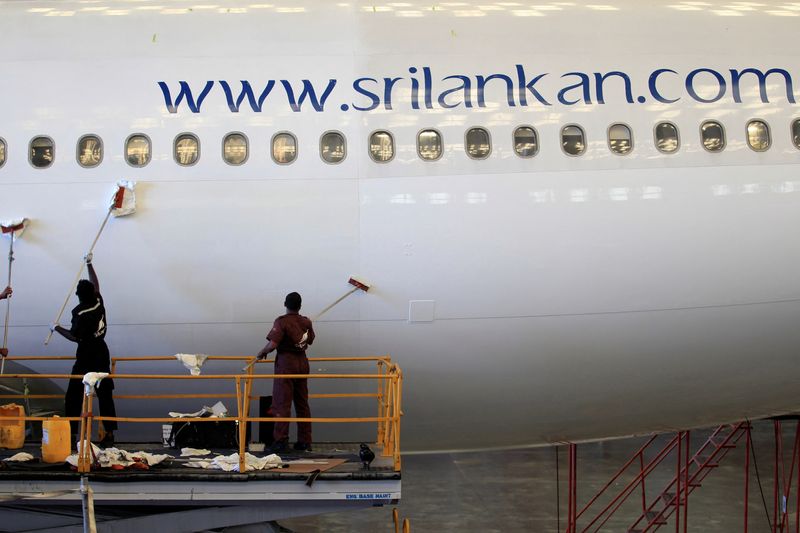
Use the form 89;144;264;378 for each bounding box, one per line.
111;181;136;217
348;276;371;292
0;219;30;239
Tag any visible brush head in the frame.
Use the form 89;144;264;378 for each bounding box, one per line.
1;218;29;239
111;180;136;217
348;277;370;292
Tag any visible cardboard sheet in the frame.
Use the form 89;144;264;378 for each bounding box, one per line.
280;458;347;473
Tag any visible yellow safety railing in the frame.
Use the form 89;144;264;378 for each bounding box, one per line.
0;355;403;473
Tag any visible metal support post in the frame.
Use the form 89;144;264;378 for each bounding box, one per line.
676;431;682;533
640;452;647;515
81;475;97;533
745;423;751;533
683;430;690;533
781;422;800;532
776;421;782;533
566;443;577;533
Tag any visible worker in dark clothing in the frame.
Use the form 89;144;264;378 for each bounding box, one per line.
257;292;315;452
52;255;117;445
0;286;11;357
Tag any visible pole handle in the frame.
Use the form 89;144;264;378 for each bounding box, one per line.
3;235;14;352
45;208;113;345
313;286;359;321
242;357;258;373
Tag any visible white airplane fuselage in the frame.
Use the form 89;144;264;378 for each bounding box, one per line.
0;1;799;450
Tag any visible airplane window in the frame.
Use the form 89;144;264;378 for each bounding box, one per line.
320;131;346;164
175;133;200;166
125;134;151;167
77;135;103;168
272;132;297;165
418;129;443;161
223;133;248;166
654;122;680;154
793;119;800;149
465;127;491;160
0;138;5;168
29;136;54;169
513;126;538;158
561;125;586;156
746;120;770;152
369;131;394;163
700;121;725;152
608;123;633;155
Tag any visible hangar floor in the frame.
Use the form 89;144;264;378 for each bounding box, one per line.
281;419;792;532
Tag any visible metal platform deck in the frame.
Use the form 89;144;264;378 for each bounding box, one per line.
0;442;401;532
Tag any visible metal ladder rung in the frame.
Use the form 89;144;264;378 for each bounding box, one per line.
710;437;735;448
693;456;719;467
645;511;668;525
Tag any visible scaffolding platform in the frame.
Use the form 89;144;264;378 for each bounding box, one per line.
0;355;403;532
0;441;400;532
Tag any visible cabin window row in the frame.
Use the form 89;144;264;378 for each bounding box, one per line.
1;119;799;169
561;119;794;157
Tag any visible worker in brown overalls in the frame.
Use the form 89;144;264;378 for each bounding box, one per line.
257;292;315;452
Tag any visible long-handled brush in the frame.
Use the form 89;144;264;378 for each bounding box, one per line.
242;277;371;372
1;219;29;374
45;182;136;345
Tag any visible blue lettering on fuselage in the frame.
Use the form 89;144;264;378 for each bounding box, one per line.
156;66;798;114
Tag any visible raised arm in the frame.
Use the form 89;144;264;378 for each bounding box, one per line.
86;258;100;294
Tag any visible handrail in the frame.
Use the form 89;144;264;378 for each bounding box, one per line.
629;423;748;532
3;355;393;362
0;355;403;473
576;434;658;520
581;434;681;533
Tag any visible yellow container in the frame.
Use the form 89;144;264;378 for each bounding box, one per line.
42;416;71;463
0;403;25;449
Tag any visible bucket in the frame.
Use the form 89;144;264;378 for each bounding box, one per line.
0;403;25;449
42;416;71;463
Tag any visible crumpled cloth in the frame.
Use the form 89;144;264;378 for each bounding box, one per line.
82;372;109;395
3;453;33;462
180;448;211;457
66;447;173;468
175;354;208;376
183;452;282;472
76;441;101;457
169;401;227;419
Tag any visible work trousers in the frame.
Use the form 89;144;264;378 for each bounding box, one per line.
65;374;118;435
272;352;311;444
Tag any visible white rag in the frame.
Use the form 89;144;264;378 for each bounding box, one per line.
182;452;282;472
111;180;136;217
184;460;212;469
67;447;173;468
82;373;109;396
168;408;206;418
3;452;33;462
174;354;208;376
180;448;211;457
169;401;227;419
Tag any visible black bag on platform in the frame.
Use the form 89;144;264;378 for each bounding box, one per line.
167;419;238;449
